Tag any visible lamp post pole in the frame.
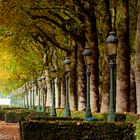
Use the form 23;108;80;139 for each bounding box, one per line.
32;80;35;109
108;59;116;121
85;64;92;118
29;82;32;109
82;47;97;121
106;31;118;122
82;47;92;119
41;76;46;112
25;83;29;108
23;93;25;108
37;77;41;112
26;91;29;108
22;85;25;108
50;66;56;117
64;57;71;117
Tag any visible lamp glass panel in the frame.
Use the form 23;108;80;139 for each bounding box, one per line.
84;55;92;65
26;83;29;89
51;72;56;79
42;79;45;83
65;64;70;72
29;83;32;89
42;78;46;85
107;43;117;56
38;80;42;88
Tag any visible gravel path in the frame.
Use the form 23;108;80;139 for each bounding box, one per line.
0;121;20;140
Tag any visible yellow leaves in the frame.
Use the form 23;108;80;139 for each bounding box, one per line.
0;37;18;93
0;43;12;91
0;70;10;81
0;39;13;71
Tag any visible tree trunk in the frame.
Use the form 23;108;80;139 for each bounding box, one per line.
116;0;130;113
69;44;78;110
84;4;100;112
98;0;112;113
77;44;86;111
135;0;140;113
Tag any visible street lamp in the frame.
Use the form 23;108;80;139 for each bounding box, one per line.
29;82;32;109
22;85;26;108
41;76;46;112
50;66;57;117
37;77;42;112
25;83;29;108
64;57;71;117
106;31;118;122
31;80;36;109
82;47;93;119
22;93;25;108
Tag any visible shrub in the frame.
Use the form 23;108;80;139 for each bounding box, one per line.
21;121;135;140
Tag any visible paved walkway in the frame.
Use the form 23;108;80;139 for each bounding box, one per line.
0;121;20;140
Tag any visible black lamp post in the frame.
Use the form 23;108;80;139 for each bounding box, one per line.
50;66;57;117
22;85;26;108
37;77;42;112
64;57;71;117
82;47;94;120
41;76;46;112
106;31;118;122
25;83;29;108
29;82;32;109
31;80;36;109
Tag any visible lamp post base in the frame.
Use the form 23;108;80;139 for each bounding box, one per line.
85;108;92;118
37;107;41;112
84;117;97;122
41;107;45;112
50;109;56;117
84;108;97;121
107;112;116;122
64;108;71;117
29;106;33;109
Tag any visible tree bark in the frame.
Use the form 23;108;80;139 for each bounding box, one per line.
84;3;100;112
135;0;140;113
69;44;78;110
116;0;130;113
77;44;86;111
98;0;112;113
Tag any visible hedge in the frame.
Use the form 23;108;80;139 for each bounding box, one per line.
4;109;49;123
21;121;135;140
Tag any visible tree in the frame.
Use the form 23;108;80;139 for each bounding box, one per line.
97;0;112;113
116;0;130;112
135;0;140;113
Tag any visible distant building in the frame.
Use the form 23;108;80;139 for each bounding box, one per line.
0;98;10;105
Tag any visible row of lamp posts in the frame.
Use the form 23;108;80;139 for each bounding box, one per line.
49;57;71;117
23;77;46;112
48;31;118;120
37;77;46;112
82;31;118;121
11;31;118;121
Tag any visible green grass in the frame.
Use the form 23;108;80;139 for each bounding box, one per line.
56;108;84;118
136;120;140;140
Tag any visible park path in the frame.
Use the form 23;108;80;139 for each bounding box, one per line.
0;121;20;140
